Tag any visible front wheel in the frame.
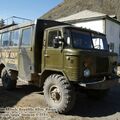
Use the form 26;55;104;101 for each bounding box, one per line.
1;68;17;90
43;74;76;113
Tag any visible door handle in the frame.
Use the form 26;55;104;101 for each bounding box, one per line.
44;54;50;57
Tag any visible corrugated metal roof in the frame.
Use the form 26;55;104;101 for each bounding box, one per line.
56;10;107;22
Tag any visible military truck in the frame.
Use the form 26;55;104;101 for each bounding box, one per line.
0;19;119;113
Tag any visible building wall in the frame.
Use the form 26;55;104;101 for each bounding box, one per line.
105;19;120;62
73;19;105;33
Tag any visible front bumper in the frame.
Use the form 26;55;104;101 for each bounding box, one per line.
79;76;120;90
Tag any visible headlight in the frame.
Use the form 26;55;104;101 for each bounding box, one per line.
84;68;91;77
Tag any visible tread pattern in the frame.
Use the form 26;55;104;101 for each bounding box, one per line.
44;74;76;113
1;67;16;90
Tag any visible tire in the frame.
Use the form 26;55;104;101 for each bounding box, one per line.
86;89;109;100
43;74;76;114
1;67;17;90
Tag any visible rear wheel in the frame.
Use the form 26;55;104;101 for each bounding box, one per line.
44;74;76;113
1;67;17;90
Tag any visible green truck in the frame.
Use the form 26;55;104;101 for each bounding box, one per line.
0;19;119;113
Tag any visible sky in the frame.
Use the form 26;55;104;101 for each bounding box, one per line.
0;0;63;21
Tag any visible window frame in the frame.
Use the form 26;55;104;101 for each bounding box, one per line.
47;29;62;48
1;31;10;48
20;26;32;47
9;29;20;48
92;34;109;51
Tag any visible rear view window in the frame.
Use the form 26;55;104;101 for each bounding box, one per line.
21;28;31;46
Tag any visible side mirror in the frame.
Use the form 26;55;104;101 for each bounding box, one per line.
108;44;112;52
53;37;63;48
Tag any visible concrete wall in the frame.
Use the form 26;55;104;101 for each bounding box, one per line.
73;19;105;33
106;19;120;61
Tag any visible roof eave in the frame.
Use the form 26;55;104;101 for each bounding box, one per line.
57;15;120;25
57;15;107;23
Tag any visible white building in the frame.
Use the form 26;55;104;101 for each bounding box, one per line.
57;10;120;62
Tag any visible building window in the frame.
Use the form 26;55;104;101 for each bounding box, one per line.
2;32;10;47
21;28;31;46
10;30;19;46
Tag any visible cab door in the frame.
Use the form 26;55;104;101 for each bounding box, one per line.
44;29;63;70
18;26;33;81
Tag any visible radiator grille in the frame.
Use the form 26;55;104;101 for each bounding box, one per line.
96;57;109;73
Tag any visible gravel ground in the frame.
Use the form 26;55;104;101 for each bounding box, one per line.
0;79;120;120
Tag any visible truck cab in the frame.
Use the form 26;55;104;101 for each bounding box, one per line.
43;25;118;85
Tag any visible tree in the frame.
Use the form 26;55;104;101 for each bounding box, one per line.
0;19;5;28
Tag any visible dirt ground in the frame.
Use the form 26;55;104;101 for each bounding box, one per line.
0;79;120;120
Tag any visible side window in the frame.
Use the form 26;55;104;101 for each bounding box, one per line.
2;32;10;47
21;27;31;46
10;30;19;46
48;30;61;47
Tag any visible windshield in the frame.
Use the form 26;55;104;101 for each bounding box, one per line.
92;34;108;50
69;29;108;51
71;30;93;49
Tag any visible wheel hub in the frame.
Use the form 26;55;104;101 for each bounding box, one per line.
50;86;61;102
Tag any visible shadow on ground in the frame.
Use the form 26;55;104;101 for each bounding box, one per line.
0;83;42;108
68;85;120;117
0;81;120;118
